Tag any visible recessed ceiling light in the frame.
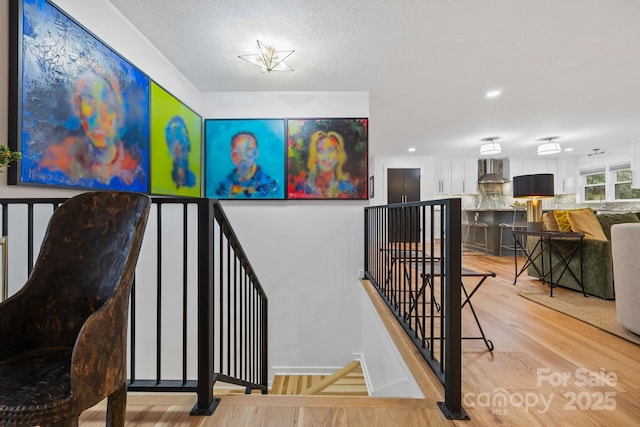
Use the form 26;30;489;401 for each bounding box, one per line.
485;89;502;98
408;147;416;153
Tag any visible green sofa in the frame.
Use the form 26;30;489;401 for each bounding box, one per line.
527;211;640;300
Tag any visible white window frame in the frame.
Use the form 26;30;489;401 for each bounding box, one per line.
579;167;606;202
611;163;640;201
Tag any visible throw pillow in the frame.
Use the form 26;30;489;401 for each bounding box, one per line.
553;210;572;232
567;209;608;240
542;212;560;231
597;212;640;241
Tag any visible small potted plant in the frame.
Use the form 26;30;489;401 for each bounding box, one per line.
510;200;527;209
0;145;21;172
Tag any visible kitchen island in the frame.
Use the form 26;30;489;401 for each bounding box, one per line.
463;208;527;255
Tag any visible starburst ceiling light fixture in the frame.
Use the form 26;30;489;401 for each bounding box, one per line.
537;136;562;156
479;137;502;156
238;40;295;73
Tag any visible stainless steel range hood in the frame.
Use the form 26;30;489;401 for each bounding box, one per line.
478;159;510;184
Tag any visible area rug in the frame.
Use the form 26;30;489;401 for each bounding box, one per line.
518;291;640;346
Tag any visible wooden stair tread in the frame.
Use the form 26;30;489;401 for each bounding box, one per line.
271;360;368;396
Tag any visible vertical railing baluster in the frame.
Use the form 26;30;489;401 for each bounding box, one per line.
130;279;137;382
227;239;231;376
27;204;34;275
0;197;268;415
219;225;224;374
0;235;7;302
193;198;216;415
364;199;465;420
244;270;248;380
156;203;163;384
182;203;189;385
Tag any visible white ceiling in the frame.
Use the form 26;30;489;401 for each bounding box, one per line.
106;0;640;159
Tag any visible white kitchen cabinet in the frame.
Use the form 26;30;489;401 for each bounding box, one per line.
510;158;552;177
434;158;477;194
463;159;478;194
509;157;577;194
556;157;577;194
434;160;446;193
509;159;524;181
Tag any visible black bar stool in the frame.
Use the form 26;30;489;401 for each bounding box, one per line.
463;211;489;254
498;211;527;255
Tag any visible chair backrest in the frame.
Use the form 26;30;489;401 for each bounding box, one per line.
13;191;151;350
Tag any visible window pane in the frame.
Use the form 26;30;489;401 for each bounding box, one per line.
586;173;606;185
615;183;640;199
616;170;632;182
585;185;606;201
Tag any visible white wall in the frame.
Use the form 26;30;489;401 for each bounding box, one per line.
0;0;419;394
358;285;423;397
575;145;632;172
200;92;370;374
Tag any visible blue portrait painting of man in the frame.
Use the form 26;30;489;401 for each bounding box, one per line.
205;119;285;200
18;0;149;192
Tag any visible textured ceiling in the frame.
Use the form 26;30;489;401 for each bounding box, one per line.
107;0;640;159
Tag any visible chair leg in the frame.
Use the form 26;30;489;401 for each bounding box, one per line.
483;227;488;254
106;383;127;427
470;226;476;250
463;224;470;250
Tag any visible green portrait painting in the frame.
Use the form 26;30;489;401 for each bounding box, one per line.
150;82;202;196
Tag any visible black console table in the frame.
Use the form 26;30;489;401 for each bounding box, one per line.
512;230;585;297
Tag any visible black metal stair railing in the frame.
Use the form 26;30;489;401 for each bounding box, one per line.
0;196;267;416
364;198;467;420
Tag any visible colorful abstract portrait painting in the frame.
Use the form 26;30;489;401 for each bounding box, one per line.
205;119;286;200
15;0;149;191
287;118;368;199
150;82;202;197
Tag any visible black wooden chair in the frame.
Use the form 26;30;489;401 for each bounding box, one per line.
0;191;150;426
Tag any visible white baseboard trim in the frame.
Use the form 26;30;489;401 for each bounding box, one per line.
271;358;370;391
271;366;342;376
352;352;373;395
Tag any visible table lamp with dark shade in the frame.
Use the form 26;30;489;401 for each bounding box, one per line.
513;174;555;231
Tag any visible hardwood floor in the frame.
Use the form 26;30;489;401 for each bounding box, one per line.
80;252;640;426
452;253;640;426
